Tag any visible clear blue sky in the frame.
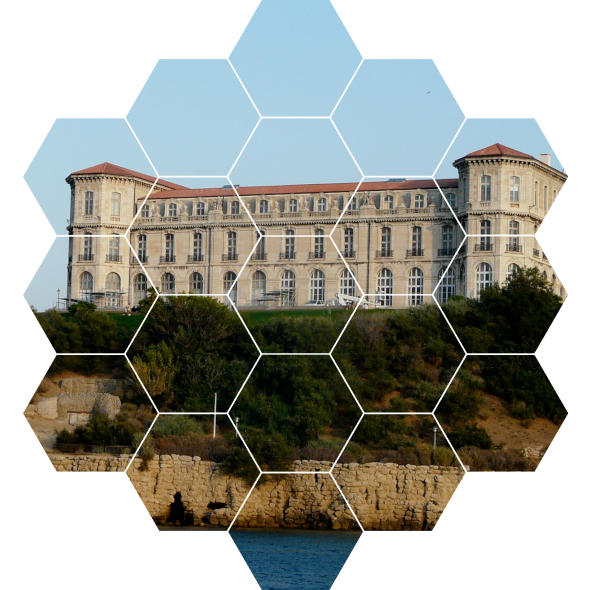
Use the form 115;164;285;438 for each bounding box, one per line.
24;7;564;312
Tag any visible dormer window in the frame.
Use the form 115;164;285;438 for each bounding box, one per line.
481;175;492;201
231;201;240;215
383;195;393;209
349;196;358;211
140;203;150;218
415;194;425;208
195;202;205;215
446;193;456;208
317;198;327;212
289;198;298;212
168;203;177;217
259;200;269;214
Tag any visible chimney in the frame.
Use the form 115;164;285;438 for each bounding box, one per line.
540;153;551;166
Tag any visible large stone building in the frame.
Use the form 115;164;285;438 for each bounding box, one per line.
65;144;566;309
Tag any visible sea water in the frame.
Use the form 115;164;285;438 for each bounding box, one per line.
230;528;361;590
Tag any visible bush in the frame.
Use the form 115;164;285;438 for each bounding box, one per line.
447;425;494;450
432;446;456;466
459;447;536;472
152;415;203;438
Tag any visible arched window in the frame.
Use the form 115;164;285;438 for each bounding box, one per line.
534;181;539;206
195;202;205;216
231;201;240;215
110;192;121;216
79;272;93;302
165;233;175;262
442;225;454;255
317;197;327;212
105;272;122;307
408;268;424;307
133;273;148;304
411;226;423;255
83;235;93;261
168;203;177;217
480;220;491;251
84;191;94;215
476;263;493;297
383;195;393;209
447;193;456;208
508;220;520;251
437;267;455;304
344;227;354;257
108;235;120;262
310;269;325;302
415;194;425;208
289;198;298;213
252;270;267;304
340;269;356;297
281;270;296;306
224;271;237;304
190;272;204;294
381;226;392;256
227;231;237;261
193;232;203;261
377;268;393;306
259;200;269;214
285;229;295;259
137;234;147;263
506;263;520;281
314;228;325;258
509;177;520;202
481;175;492;201
161;273;175;294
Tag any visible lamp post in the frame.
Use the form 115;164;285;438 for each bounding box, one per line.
213;392;217;439
433;426;438;450
57;288;60;309
235;417;240;435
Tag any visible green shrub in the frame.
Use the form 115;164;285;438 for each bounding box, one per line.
152;415;203;437
432;446;456;466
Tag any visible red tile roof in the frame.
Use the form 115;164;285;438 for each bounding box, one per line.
463;143;535;160
68;162;188;190
143;179;458;200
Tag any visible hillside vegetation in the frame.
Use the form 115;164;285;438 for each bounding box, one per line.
36;269;567;483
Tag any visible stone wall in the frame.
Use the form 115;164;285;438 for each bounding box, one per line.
59;378;125;395
54;455;464;530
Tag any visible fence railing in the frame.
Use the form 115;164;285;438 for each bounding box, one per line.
53;443;133;455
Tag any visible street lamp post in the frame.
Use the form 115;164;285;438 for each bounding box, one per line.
433;426;438;450
57;288;61;309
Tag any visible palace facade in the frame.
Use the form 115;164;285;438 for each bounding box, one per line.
65;144;567;309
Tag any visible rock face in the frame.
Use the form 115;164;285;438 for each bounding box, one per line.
55;455;464;530
57;392;121;420
34;397;59;419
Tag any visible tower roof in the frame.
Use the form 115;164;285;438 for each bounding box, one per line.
68;162;187;190
463;143;535;160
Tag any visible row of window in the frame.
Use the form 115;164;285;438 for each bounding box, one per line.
476;175;555;209
77;220;532;262
84;191;122;216
78;261;536;308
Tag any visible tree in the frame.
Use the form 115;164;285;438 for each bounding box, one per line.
125;342;178;412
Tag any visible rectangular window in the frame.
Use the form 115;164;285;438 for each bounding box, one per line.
84;191;94;215
285;230;295;258
140;204;150;218
138;235;147;262
317;198;327;212
231;201;240;215
314;229;325;258
481;175;492;201
415;194;425;208
193;233;202;260
168;204;177;217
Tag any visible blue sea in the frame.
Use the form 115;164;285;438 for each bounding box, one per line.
230;529;361;590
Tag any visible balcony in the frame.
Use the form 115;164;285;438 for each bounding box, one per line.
78;254;94;262
474;243;494;252
251;252;267;261
406;249;424;257
279;251;297;260
188;254;204;262
280;211;302;218
342;250;356;259
438;248;457;257
160;255;176;263
105;254;122;263
222;253;239;262
222;214;243;220
309;251;326;260
506;244;523;253
376;248;393;258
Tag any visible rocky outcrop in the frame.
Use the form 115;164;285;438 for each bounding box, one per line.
59;378;125;395
56;392;121;420
34;397;59;419
52;455;464;530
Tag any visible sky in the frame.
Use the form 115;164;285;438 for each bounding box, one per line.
23;4;564;312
